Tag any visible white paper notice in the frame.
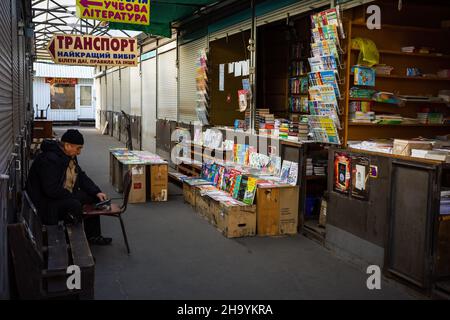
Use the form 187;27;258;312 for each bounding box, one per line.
219;64;225;91
228;63;234;74
234;61;242;77
355;164;366;190
242;60;250;76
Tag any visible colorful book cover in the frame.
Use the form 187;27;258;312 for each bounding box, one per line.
243;177;258;205
334;152;351;194
232;175;242;199
220;168;231;191
212;165;221;186
353;66;376;87
287;162;299;186
216;166;226;189
280;161;292;183
237;175;249;202
227;169;241;195
268;156;282;176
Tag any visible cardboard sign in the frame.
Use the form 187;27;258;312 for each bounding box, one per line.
47;34;138;67
45;78;78;85
76;0;150;25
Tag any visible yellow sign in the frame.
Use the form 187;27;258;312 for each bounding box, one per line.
76;0;150;25
47;34;138;67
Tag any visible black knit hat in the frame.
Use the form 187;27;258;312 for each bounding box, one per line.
61;129;84;145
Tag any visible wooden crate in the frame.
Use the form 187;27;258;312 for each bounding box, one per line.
129;165;146;204
149;164;168;202
210;200;256;238
195;192;212;222
183;183;197;207
256;185;299;236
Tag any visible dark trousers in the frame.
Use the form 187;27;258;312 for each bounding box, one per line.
46;190;101;238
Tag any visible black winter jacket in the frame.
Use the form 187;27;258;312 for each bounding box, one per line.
26;139;101;215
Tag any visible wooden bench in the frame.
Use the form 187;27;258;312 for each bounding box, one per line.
8;192;95;299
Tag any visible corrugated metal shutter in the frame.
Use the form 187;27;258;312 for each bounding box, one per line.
120;68;130;114
101;76;107;110
106;72;113;110
209;20;251;41
337;0;375;10
255;0;329;26
130;65;141;116
11;1;19;139
157;48;177;121
178;36;207;124
141;56;157;152
0;0;13;172
18;34;24;132
0;0;12;301
113;70;121;112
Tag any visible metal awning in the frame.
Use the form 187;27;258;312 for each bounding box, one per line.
32;0;142;62
109;0;221;38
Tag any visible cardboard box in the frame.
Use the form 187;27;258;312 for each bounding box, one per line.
149;164;168;202
211;200;256;238
183;183;196;207
393;139;433;156
256;186;299;236
129;165;146;204
279;187;299;235
195;192;212;222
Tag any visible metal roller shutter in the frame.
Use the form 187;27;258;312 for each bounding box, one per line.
113;70;121;112
18;33;25;130
101;76;107;110
157;48;177;121
0;0;13;172
178;36;207;124
255;0;329;27
120;68;131;114
106;72;113;110
11;0;19;138
130;65;141;116
141;55;157;152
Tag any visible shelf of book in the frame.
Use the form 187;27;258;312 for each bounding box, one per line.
350;72;450;81
351;48;450;59
351;22;450;34
349;123;450;127
342;6;450;145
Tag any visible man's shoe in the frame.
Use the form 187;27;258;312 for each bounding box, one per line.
88;236;112;246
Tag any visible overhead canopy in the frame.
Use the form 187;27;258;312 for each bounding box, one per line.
110;0;220;38
32;0;141;62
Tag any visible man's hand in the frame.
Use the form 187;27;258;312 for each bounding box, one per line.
96;192;108;202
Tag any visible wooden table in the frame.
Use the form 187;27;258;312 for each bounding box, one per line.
109;149;168;203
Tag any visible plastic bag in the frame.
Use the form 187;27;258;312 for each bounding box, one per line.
351;38;380;67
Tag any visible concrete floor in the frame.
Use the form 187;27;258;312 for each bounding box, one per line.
57;127;423;300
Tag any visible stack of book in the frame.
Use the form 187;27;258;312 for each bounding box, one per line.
289;120;299;138
256;109;275;131
298;121;309;140
313;159;327;176
306;158;314;176
278;120;290;139
417;112;444;124
374;114;403;125
350;111;376;123
401;46;415;53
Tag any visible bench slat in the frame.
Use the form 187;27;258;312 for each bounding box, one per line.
66;223;95;268
46;225;69;271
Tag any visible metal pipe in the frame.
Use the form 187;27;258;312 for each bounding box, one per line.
249;0;256;134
